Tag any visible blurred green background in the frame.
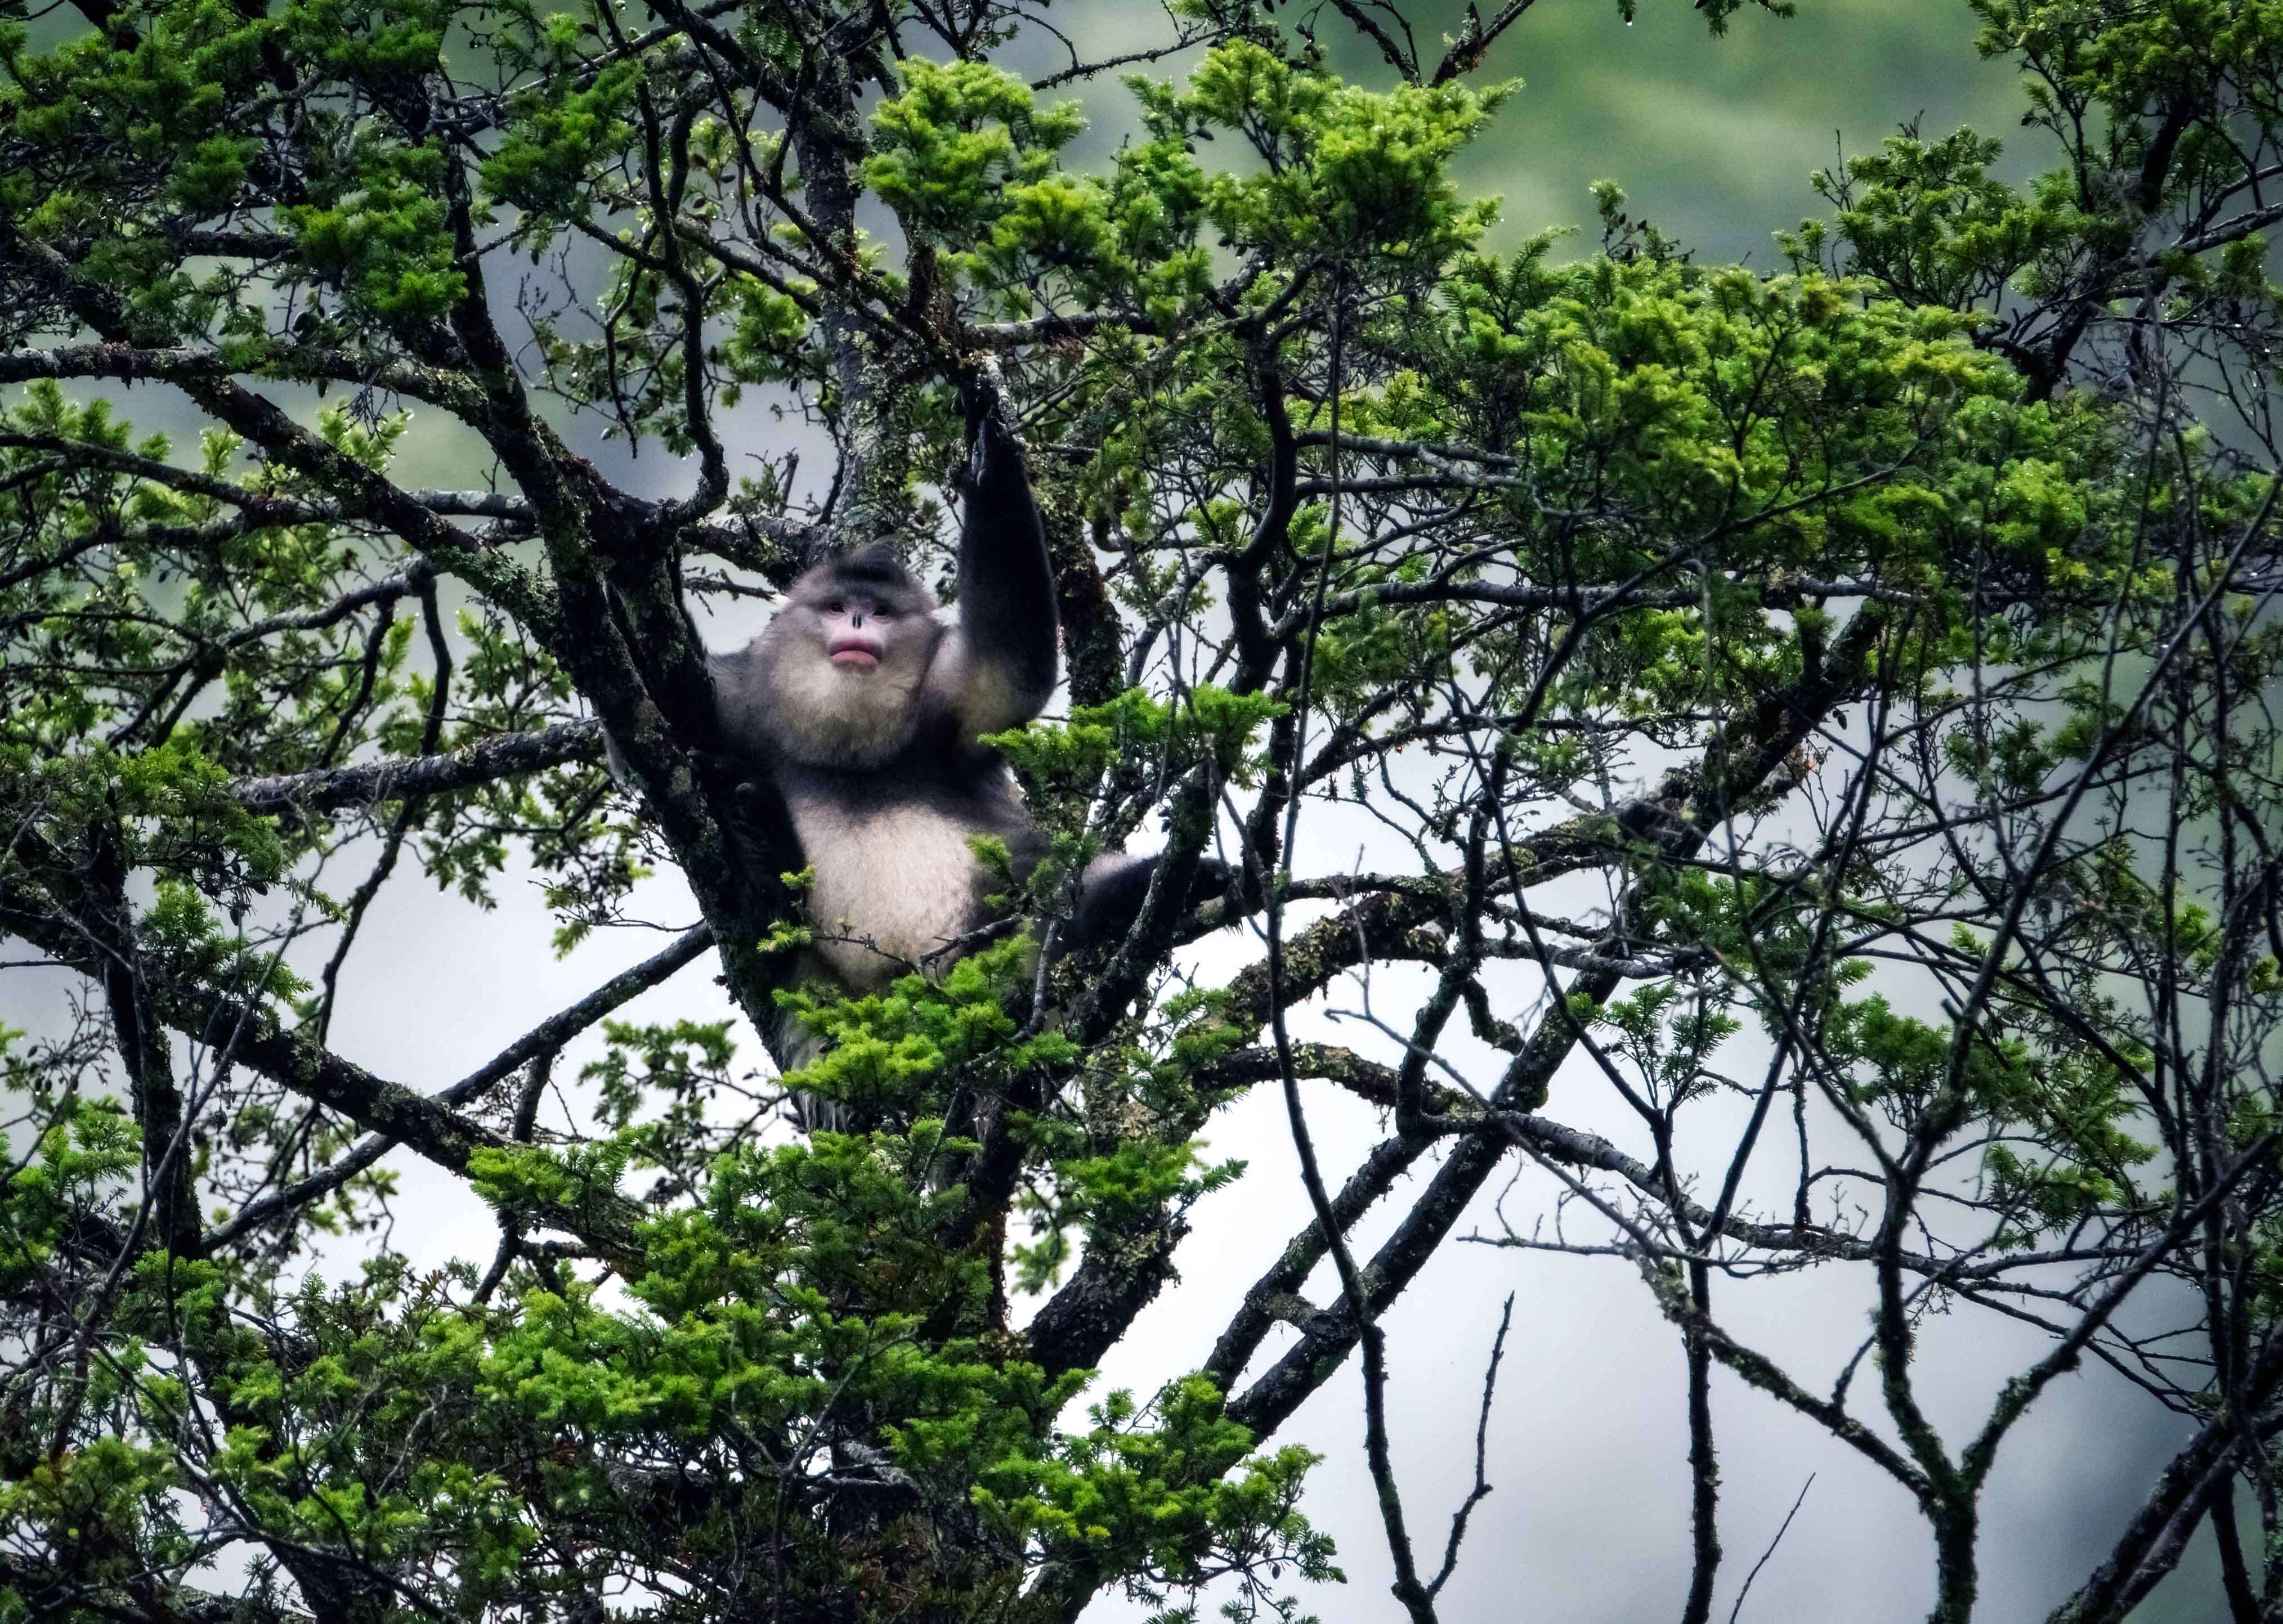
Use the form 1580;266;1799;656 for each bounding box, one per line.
1040;0;2027;266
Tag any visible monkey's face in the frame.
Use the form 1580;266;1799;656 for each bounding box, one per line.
745;559;941;769
790;566;935;689
812;585;912;674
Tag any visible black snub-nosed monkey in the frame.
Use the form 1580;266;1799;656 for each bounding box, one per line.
634;391;1226;1111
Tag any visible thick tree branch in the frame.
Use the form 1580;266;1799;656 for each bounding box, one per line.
233;721;606;816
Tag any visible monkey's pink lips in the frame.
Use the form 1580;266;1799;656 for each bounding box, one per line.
827;634;884;671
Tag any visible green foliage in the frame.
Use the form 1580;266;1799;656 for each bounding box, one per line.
0;1100;140;1295
776;935;1079;1123
989;685;1285;827
1138;41;1509;271
0;1112;1327;1623
974;1379;1337;1609
865;59;1086;246
284;134;464;322
1782;128;2082;311
482;54;641;222
1008;1136;1243;1295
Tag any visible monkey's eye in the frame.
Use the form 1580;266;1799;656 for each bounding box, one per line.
822;599;846;615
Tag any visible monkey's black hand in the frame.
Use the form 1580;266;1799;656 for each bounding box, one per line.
680;747;745;793
960;362;1030;500
703;771;799;891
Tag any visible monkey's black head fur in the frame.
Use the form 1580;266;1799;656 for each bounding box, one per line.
822;540;917;595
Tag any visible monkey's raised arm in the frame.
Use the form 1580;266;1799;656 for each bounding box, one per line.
929;403;1059;737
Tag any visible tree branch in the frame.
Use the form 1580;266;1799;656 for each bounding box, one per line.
233;721;605;817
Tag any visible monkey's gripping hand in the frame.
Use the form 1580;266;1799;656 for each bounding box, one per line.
957;362;1035;553
959;383;1042;548
1063;854;1235;955
655;745;796;896
960;353;1019;445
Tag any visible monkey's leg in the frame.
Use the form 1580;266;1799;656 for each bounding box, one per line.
1063;853;1234;953
764;1008;841;1133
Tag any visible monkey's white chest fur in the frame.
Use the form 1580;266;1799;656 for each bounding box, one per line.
789;795;988;990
